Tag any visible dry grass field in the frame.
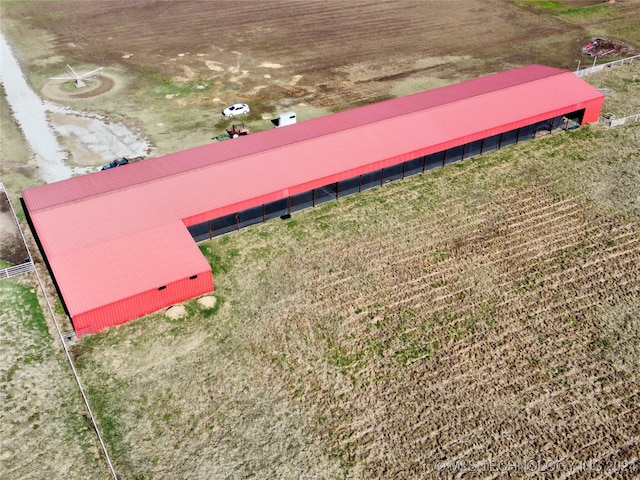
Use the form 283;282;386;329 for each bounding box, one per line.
0;276;107;479
70;117;640;479
1;1;640;479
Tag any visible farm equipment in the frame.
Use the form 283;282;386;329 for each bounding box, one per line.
213;124;249;141
50;64;104;88
581;37;627;58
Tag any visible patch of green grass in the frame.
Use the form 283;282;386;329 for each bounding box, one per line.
516;0;610;15
559;4;610;17
4;363;19;382
394;339;439;366
70;332;102;368
86;385;128;456
199;295;223;318
517;0;563;11
590;335;612;352
23;352;44;364
394;315;442;366
199;241;239;275
56;79;99;93
0;282;48;337
147;74;214;100
585;62;640;117
53;299;66;316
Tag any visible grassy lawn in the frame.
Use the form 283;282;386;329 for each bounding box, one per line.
0;277;106;479
588;60;640;117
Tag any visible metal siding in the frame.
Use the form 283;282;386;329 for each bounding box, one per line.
582;97;605;123
47;222;210;314
23;65;598;214
25;69;604;230
73;272;213;334
21;65;605;335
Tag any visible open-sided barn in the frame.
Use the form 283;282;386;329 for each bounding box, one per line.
22;65;604;336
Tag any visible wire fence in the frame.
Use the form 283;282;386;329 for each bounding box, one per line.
0;182;35;279
573;55;640;127
0;182;119;479
599;113;640;127
1;261;35;279
574;54;640;77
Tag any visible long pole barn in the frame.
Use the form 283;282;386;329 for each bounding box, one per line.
22;65;604;337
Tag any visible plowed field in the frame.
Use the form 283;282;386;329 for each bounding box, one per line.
4;0;637;150
67;119;640;479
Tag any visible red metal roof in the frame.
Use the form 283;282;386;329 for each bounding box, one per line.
22;64;587;211
23;65;604;330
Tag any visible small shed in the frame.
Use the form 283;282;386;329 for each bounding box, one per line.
271;111;297;127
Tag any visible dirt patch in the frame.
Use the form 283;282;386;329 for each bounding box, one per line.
7;0;627;116
580;37;636;58
197;295;217;308
0;191;28;266
41;71;121;101
165;305;187;320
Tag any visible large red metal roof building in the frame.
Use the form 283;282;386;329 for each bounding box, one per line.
23;65;604;336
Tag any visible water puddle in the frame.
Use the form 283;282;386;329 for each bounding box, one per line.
0;33;149;183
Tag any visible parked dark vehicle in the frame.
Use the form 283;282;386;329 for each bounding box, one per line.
101;157;130;170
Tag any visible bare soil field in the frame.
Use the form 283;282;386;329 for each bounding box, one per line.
1;1;640;479
2;0;638;159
